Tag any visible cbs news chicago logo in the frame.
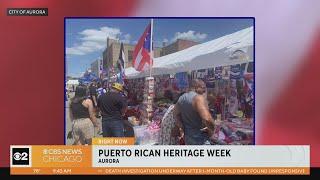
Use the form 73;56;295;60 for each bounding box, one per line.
10;146;32;167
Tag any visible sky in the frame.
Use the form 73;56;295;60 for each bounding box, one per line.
65;18;253;77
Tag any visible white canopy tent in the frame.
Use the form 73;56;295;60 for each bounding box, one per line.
125;26;253;79
66;79;79;91
66;79;79;86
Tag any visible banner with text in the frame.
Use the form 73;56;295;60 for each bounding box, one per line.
10;142;309;175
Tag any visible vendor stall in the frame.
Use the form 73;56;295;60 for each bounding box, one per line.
122;27;254;145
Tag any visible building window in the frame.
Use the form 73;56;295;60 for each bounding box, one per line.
128;50;133;63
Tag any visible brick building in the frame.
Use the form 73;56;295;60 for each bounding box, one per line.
161;39;199;56
102;38;198;74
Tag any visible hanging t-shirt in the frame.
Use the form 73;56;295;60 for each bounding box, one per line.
222;66;230;80
228;92;239;116
175;72;189;89
244;76;254;104
240;63;247;77
215;66;223;80
230;64;241;79
207;68;215;79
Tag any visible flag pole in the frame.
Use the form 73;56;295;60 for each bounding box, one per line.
150;19;153;77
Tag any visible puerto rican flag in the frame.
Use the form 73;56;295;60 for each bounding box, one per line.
132;23;153;72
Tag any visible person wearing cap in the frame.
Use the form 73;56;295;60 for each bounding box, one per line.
97;83;128;137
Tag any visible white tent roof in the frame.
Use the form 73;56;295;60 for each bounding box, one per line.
125;67;141;77
66;79;79;85
125;26;253;79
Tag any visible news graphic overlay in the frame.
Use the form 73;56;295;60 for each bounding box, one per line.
10;146;32;167
7;8;48;16
10;144;310;175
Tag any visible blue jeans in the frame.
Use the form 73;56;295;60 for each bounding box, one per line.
102;118;124;137
184;129;210;145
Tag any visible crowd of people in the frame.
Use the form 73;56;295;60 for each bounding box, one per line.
68;77;252;146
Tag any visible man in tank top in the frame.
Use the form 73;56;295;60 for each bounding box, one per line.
175;79;216;145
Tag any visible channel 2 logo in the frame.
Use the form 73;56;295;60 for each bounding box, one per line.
10;146;32;167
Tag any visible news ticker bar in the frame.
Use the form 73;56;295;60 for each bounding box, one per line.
11;167;309;175
10;141;309;175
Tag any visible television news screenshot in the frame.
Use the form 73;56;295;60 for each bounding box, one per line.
1;0;319;176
